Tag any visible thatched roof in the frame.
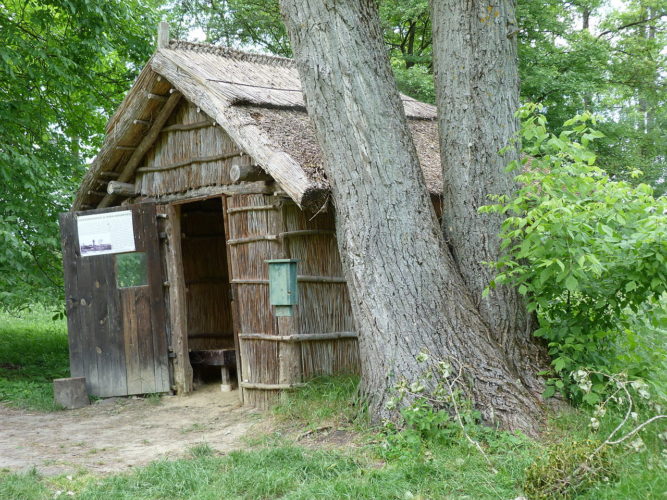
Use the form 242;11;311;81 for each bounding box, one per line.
73;40;441;211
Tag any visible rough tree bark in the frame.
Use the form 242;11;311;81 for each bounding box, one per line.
279;0;543;434
430;0;548;392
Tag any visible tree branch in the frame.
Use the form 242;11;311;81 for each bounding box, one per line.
597;13;666;38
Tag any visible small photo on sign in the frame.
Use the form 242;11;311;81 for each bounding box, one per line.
80;233;112;255
77;210;135;257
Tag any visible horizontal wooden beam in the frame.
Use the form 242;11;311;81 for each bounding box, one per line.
297;275;346;283
226;204;279;214
230;275;346;284
230;160;272;183
239;382;305;390
139;182;274;204
227;235;279;246
279;229;335;238
227;229;334;246
239;332;357;342
136;152;241;174
161;120;215;133
106;181;136;197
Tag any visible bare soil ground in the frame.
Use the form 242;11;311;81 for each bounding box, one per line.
0;385;260;476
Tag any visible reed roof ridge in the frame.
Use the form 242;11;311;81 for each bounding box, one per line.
166;39;295;67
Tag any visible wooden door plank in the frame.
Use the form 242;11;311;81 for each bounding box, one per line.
59;212;85;378
91;254;127;397
135;291;158;393
76;256;99;394
142;204;170;392
122;288;143;394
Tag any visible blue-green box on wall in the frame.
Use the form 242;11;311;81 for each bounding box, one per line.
266;259;299;315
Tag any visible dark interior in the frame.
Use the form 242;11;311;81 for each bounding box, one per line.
180;198;236;387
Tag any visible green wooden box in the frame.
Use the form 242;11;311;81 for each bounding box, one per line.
266;259;299;308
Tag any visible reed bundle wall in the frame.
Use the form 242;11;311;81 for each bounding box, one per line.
280;203;358;379
137;101;251;197
226;193;284;408
225;193;359;408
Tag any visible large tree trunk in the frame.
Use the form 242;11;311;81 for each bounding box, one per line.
430;0;548;392
279;0;543;434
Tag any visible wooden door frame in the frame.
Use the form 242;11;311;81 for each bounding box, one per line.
161;197;242;399
159;203;193;394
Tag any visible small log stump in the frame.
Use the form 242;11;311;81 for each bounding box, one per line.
220;366;236;392
53;377;89;409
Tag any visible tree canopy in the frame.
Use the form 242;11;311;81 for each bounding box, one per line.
0;0;161;309
0;0;664;313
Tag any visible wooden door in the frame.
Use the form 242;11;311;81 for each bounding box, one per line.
59;204;170;397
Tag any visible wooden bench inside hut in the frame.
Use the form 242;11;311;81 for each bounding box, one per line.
59;23;442;408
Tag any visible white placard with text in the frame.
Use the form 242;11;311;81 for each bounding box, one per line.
77;211;135;256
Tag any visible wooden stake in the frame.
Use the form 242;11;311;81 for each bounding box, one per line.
157;22;170;49
277;315;301;385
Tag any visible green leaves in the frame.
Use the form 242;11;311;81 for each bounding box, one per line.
484;105;667;404
0;0;160;309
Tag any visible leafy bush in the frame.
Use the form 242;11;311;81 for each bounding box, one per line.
482;103;667;403
523;438;614;499
392;63;435;104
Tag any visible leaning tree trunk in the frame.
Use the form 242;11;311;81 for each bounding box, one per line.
279;0;543;434
430;0;548;392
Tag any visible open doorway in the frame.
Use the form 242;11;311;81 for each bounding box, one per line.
179;198;237;391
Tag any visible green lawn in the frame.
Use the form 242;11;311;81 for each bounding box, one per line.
0;309;69;411
0;315;665;499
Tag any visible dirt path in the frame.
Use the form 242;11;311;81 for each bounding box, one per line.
0;385;260;476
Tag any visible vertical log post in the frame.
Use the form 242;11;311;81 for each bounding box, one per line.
163;204;193;393
221;196;244;403
277;316;302;386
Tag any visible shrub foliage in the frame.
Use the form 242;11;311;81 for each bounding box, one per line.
482;104;667;403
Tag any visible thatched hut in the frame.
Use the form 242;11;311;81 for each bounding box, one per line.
60;24;442;408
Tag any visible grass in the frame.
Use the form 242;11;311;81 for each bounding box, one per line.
4;374;665;499
0;440;537;499
539;409;667;499
0;308;69;411
272;375;364;430
0;314;665;498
